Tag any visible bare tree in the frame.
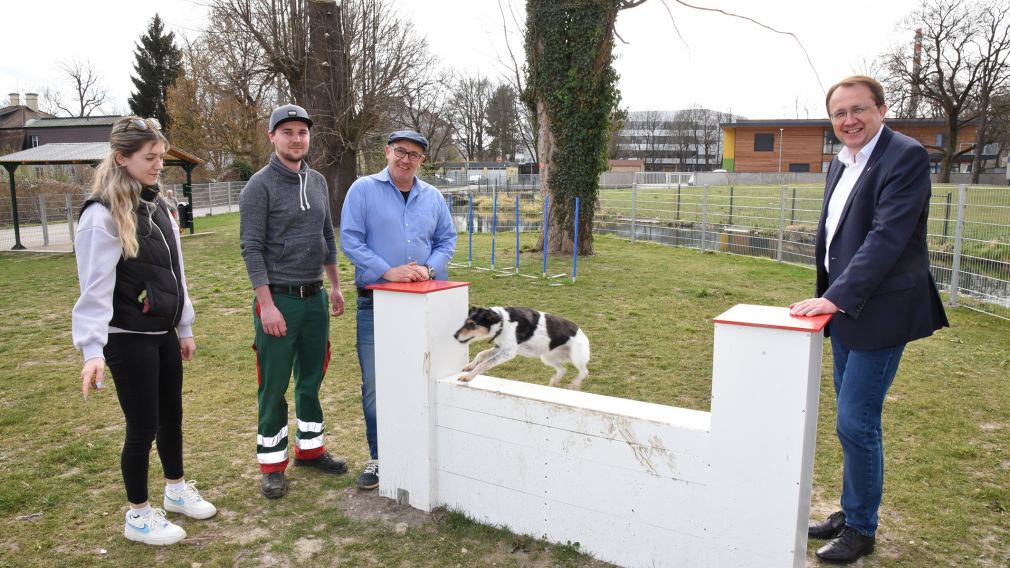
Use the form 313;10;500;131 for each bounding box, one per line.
44;60;108;117
969;1;1010;182
879;0;1010;182
624;110;667;170
486;83;519;161
497;0;538;164
166;10;279;180
211;0;425;223
696;107;729;170
449;74;493;160
393;61;456;162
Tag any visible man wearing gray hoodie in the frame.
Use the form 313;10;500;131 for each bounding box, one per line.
240;104;347;499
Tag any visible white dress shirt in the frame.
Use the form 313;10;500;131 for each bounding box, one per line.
824;127;885;273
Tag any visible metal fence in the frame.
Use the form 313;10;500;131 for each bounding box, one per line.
452;182;1010;321
3;180;1008;320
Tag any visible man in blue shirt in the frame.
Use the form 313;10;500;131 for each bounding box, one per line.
340;130;457;489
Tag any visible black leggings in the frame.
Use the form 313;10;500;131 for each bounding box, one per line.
105;331;184;505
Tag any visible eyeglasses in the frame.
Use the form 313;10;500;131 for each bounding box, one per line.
830;105;877;122
391;146;424;162
127;117;162;131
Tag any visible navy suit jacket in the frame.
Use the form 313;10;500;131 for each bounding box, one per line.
816;126;948;350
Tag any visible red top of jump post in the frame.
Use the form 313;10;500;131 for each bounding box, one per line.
713;304;831;333
367;280;471;294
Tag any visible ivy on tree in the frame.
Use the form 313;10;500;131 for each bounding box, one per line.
525;0;645;255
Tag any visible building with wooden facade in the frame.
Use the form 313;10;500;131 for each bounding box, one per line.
720;118;987;174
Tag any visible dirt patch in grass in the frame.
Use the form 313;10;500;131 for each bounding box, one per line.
340;487;435;529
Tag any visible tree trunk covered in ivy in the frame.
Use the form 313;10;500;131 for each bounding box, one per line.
526;0;642;255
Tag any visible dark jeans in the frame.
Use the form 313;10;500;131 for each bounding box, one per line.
831;335;906;537
105;331;184;505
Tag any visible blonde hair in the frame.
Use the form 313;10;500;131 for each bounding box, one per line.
89;117;170;258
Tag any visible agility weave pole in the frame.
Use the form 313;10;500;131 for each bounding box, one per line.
369;280;830;568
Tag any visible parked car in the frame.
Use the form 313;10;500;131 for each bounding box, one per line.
468;174;485;184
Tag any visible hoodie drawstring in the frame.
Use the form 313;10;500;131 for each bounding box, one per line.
298;171;310;211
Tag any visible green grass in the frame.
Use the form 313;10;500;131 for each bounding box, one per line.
1;212;1007;567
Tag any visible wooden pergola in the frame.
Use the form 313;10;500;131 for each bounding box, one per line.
0;143;203;249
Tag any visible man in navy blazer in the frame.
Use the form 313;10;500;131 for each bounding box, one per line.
790;76;948;564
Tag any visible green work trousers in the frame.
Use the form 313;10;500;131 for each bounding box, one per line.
253;291;331;473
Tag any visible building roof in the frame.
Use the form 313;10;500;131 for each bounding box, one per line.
608;159;645;167
24;115;122;128
0;142;204;166
720;117;953;128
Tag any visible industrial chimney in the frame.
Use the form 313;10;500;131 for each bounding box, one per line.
909;28;922;118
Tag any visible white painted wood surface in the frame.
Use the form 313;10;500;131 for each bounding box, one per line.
372;283;828;568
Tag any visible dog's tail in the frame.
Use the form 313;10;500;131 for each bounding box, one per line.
572;329;590;366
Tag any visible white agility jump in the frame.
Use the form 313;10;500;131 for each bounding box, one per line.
370;280;830;568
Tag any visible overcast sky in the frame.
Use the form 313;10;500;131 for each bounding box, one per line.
3;0;923;119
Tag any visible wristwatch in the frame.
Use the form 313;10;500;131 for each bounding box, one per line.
426;265;436;280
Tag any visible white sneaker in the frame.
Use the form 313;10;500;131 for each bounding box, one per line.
124;508;186;545
164;480;217;520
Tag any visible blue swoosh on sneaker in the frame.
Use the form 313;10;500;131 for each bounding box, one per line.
129;523;151;534
166;495;185;506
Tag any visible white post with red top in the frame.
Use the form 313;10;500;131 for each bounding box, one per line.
370;279;831;568
707;304;831;566
370;280;470;510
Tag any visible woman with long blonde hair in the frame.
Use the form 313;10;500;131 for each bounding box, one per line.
72;117;217;546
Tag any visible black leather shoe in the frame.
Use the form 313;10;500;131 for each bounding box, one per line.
261;472;286;499
815;526;875;564
809;510;846;539
294;452;348;474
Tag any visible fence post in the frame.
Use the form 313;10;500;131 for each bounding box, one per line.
790;187;797;225
948;184;967;307
515;193;520;273
943;192;952;237
676;183;682;221
776;187;786;262
631;184;637;243
227;182;234;212
491;190;498;270
728;185;734;226
207;183;214;216
39;194;49;245
468;192;473;267
700;184;709;252
66;193;75;247
542;195;550;278
572;197;580;283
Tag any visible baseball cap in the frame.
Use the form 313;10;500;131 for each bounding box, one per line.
387;130;429;151
269;104;313;132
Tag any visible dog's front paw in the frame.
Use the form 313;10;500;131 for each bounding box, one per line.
458;373;475;382
461;362;476;372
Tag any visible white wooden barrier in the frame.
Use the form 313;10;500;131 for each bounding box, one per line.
371;281;830;568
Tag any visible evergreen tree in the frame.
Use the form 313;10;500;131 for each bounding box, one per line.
128;14;182;130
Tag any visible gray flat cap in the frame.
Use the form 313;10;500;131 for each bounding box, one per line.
269;104;313;131
387;130;428;151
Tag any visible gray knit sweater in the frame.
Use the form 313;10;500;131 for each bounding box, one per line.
239;154;337;288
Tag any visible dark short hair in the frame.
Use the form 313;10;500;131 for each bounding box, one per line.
825;76;886;113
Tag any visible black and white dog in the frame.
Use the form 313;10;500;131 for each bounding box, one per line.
453;306;590;389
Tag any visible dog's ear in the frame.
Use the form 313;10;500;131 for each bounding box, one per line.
480;308;502;325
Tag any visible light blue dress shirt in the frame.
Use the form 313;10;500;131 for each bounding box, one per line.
340;167;457;288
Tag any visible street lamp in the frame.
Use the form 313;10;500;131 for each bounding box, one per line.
778;128;784;173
